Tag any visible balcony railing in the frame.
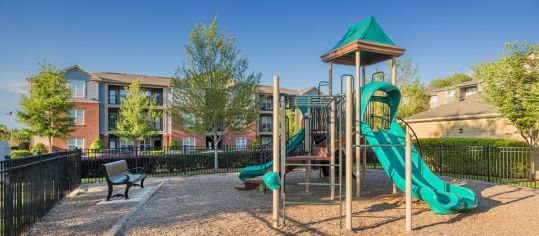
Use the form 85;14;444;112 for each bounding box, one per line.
259;124;272;132
260;103;273;111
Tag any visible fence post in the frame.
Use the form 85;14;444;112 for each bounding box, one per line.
4;158;13;236
486;146;491;182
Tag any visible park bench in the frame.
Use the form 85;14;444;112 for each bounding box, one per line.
102;160;146;201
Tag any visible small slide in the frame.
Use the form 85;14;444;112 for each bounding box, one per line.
239;128;305;181
361;82;477;214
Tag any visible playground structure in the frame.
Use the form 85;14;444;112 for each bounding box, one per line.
238;16;478;231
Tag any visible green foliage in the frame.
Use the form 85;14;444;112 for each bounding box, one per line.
17;62;74;152
251;139;260;149
473;41;539;147
418;138;528;147
114;80;161;144
32;142;47;154
429;73;473;88
18;141;30;150
10;150;33;158
87;139;104;158
171;16;260;167
0;124;9;141
170;140;181;150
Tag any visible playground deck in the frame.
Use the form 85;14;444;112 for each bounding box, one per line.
30;170;539;235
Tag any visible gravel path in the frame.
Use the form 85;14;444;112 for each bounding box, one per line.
28;170;539;235
122;170;539;236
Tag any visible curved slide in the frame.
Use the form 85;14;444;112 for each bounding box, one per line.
239;128;305;181
361;82;477;214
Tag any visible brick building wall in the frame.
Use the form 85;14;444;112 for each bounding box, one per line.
52;102;100;150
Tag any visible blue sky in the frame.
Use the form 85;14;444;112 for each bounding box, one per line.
1;0;538;127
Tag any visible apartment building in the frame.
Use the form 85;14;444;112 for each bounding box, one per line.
33;65;318;150
405;80;524;141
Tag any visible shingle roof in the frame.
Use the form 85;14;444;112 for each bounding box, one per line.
405;93;499;120
257;85;318;95
93;72;172;87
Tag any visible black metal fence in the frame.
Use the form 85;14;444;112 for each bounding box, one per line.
80;146;270;183
365;145;538;189
0;150;81;236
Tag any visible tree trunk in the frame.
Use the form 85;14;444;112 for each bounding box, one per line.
48;136;52;153
213;134;219;169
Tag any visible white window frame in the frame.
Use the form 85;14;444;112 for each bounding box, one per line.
183;137;196;148
464;86;477;97
70;80;85;98
430;96;438;108
69;109;84;125
261;97;272;111
236;137;247;148
445;89;456;104
261;116;272;132
261;136;272;145
119;140;134;149
68;138;84;149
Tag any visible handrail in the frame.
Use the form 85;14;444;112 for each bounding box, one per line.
367;115;424;157
371;71;385;83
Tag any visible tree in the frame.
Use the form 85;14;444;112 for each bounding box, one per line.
429;73;473;88
0;124;9;141
473;41;539;147
17;63;74;152
172;17;261;169
382;59;430;118
114;80;161;147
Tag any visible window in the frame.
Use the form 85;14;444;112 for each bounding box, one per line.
261;97;272;111
68;138;84;149
119;89;127;103
120;140;133;149
464;86;477;97
69;109;84;125
445;89;456;104
141;138;152;150
260;116;272;132
155;117;162;130
183;137;196;148
109;88;118;104
109;113;118;130
236;137;247;148
183;113;195;128
70;80;85;98
430;96;438;108
109;140;117;150
261;136;272;145
154;91;163;105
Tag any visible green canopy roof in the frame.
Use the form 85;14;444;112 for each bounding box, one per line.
333;16;395;49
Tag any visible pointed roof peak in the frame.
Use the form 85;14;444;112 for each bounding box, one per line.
332;16;395;50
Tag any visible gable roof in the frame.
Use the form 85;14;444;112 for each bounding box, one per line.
405;93;499;121
93;72;172;87
64;65;102;81
257;85;319;95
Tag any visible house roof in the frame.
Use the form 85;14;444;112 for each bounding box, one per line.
93;72;172;87
432;80;482;93
257;85;318;95
64;65;102;81
405;93;499;121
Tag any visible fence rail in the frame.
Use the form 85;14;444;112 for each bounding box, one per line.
0;150;81;236
364;145;538;189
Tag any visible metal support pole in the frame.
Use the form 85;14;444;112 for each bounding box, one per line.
345;75;353;230
355;51;361;198
280;96;287;226
329;62;336;200
405;132;412;231
361;65;367;188
272;76;280;228
391;56;398;194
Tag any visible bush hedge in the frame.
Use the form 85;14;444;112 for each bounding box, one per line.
417;138;528;147
10;150;33;158
32;143;47;154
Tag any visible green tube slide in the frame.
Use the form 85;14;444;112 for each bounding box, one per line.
360;81;478;214
239;128;305;181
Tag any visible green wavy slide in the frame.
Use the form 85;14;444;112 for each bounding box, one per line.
239;128;305;181
360;81;478;214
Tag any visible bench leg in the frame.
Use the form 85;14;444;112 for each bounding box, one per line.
140;177;146;188
106;183;113;201
125;183;133;199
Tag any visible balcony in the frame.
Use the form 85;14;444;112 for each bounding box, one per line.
259;124;272;133
260;103;273;112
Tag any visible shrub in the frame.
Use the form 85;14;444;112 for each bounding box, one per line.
170;140;180;150
10;150;33;158
88;139;104;157
31;143;47;154
417;138;528;147
251;139;260;149
18;141;30;150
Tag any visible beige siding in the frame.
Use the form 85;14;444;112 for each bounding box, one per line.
407;117;525;141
